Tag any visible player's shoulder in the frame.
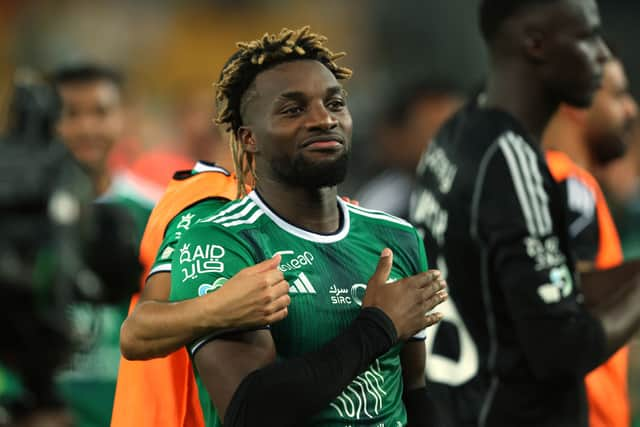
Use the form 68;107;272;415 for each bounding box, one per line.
345;202;416;234
425;99;528;167
195;194;266;232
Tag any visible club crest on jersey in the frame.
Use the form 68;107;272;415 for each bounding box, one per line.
274;250;315;272
537;264;573;303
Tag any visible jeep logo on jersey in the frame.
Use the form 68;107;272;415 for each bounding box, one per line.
274;250;314;272
180;243;226;282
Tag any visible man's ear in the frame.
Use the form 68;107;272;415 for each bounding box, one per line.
237;127;258;153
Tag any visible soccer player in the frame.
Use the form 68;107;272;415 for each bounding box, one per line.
410;1;640;426
171;27;447;426
544;55;638;427
112;161;290;427
52;64;155;427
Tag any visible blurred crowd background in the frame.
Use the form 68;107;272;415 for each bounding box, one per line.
1;0;640;425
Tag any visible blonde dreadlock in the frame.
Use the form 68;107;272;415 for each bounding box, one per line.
214;26;352;196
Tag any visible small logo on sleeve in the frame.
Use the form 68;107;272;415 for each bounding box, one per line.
537;264;573;304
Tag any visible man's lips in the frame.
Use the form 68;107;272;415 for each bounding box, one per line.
305;140;342;149
301;135;345;148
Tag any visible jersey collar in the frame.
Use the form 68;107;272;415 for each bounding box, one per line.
248;191;350;243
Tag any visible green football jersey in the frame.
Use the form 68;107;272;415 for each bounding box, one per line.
170;191;428;427
148;198;229;278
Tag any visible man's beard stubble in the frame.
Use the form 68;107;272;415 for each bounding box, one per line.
270;150;350;189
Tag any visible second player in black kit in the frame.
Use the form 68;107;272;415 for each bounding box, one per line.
412;100;602;426
410;0;640;426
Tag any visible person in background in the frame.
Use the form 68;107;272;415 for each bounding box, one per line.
411;0;640;425
52;63;153;427
356;80;463;218
544;54;638;427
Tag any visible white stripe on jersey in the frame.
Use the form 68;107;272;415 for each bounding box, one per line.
219;209;264;227
148;263;171;276
198;196;252;223
498;132;552;236
346;204;413;228
508;133;551;235
213;201;257;224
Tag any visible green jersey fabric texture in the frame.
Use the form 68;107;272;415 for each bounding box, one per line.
170;191;428;427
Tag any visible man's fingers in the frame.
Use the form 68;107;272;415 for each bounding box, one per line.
244;254;282;274
264;294;291;323
369;248;393;287
265;306;289;324
409;270;442;289
423;289;448;312
271;280;291;299
422;312;444;328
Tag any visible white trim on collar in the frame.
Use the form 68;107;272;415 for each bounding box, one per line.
248;191;350;243
193;162;230;175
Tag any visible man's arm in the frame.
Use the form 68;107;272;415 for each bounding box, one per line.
120;257;290;360
478;139;608;380
580;260;640;356
192;249;447;427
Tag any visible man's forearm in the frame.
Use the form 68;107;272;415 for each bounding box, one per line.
223;307;397;427
587;270;640;357
581;259;640;307
120;298;222;360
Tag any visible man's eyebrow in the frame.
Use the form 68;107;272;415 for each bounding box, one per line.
276;86;345;102
326;86;346;97
276;91;307;102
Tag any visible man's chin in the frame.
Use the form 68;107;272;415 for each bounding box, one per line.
276;158;348;189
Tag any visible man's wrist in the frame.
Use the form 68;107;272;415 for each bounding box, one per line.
359;307;398;346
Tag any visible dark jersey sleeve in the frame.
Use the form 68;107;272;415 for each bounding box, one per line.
558;176;600;262
475;133;607;380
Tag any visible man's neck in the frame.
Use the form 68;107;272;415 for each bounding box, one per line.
543;108;594;172
484;62;558;142
255;177;341;234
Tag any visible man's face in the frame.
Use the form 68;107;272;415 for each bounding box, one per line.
56;80;124;174
240;60;353;188
584;60;638;165
539;0;609;108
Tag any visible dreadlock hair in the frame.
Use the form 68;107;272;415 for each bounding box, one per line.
479;0;559;44
215;26;352;196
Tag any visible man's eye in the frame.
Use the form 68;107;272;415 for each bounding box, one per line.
282;106;303;115
327;99;346;110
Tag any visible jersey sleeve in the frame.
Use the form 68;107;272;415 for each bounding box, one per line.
169;222;257;355
148;199;227;279
559;177;600;262
475;135;606;379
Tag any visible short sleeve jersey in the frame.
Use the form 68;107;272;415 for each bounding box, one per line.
148;198;228;278
170;191;428;427
410;100;607;427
